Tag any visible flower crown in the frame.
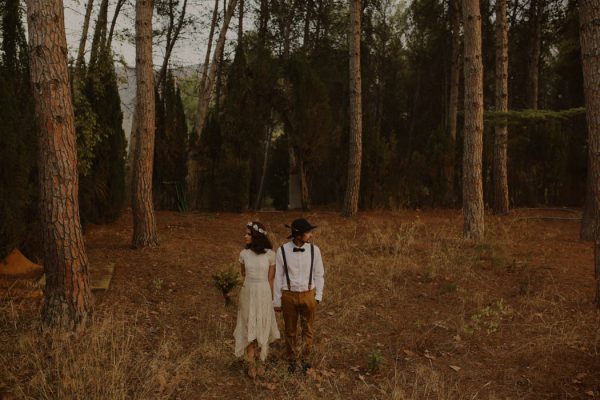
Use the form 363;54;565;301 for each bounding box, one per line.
247;222;267;235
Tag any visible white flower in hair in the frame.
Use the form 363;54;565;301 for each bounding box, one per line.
247;222;267;235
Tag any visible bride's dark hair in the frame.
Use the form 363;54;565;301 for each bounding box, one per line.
246;221;273;254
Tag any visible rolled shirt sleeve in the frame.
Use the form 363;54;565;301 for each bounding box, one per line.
313;246;324;302
273;247;284;307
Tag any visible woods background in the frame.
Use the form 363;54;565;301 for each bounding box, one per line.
0;0;589;255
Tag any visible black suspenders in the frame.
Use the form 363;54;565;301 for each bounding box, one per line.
308;244;314;290
281;246;292;290
281;244;314;291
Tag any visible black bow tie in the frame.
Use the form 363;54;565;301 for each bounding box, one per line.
293;247;305;252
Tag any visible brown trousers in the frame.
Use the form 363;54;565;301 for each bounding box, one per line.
281;289;317;361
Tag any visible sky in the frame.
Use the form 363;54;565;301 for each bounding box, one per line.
63;0;234;68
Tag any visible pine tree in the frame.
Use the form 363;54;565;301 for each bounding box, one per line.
26;0;92;326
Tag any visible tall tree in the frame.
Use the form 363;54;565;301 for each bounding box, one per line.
579;0;600;303
131;0;159;248
25;0;92;326
156;0;189;89
343;0;363;217
187;0;238;209
88;0;109;69
493;0;509;214
74;0;94;81
462;0;485;240
192;0;238;145
525;0;542;109
185;0;219;209
447;0;461;205
107;0;127;48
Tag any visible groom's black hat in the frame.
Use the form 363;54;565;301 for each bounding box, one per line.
286;218;318;239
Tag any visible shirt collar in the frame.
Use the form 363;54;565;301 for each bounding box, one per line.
288;241;308;249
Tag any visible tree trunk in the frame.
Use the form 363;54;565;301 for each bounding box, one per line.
74;0;94;80
26;0;92;327
258;0;270;45
303;0;313;49
579;0;600;249
582;178;597;240
254;124;274;210
131;0;158;248
525;0;542;109
157;0;188;89
288;145;303;209
446;0;461;206
88;0;109;68
107;0;127;48
461;0;485;240
238;0;244;43
343;0;363;217
493;0;509;215
185;0;220;210
191;0;238;146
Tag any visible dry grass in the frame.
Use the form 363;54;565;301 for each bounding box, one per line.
1;209;599;399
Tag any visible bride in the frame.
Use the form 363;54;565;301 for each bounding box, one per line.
233;221;280;378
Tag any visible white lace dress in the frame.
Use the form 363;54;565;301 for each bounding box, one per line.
234;249;280;361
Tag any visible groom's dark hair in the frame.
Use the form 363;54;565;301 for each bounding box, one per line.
246;221;273;254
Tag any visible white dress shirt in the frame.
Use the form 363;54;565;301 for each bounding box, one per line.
273;241;325;307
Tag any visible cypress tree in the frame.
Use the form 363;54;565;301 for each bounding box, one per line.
79;44;127;224
0;0;39;258
153;72;188;210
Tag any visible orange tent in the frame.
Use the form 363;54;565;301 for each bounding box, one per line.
0;249;43;277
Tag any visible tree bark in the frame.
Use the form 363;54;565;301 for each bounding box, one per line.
579;0;600;249
446;0;461;205
525;0;542;109
26;0;92;327
74;0;94;80
343;0;363;217
462;0;485;240
493;0;509;215
131;0;159;248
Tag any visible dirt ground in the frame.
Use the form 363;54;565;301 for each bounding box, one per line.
1;208;599;399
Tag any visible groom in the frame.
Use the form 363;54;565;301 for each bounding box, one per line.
273;218;325;373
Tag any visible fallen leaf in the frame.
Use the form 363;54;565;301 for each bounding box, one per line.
261;382;276;390
585;390;594;397
403;349;416;357
327;311;335;316
350;366;360;372
358;374;366;382
449;365;461;372
576;373;587;380
424;353;436;360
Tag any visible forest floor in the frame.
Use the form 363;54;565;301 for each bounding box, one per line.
1;208;599;399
